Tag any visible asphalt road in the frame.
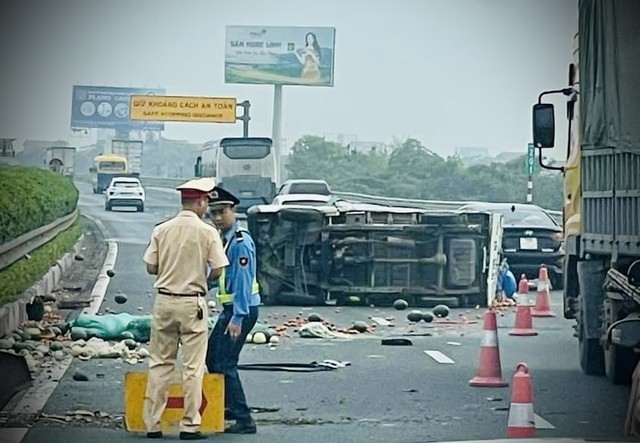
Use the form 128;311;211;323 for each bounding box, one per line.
13;183;634;442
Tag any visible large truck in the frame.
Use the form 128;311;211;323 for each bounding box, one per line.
111;139;143;177
532;0;640;384
45;146;76;177
247;202;503;308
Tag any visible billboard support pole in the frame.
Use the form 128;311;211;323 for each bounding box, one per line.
272;84;283;159
237;101;251;138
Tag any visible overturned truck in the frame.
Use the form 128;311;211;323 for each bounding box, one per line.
247;202;502;307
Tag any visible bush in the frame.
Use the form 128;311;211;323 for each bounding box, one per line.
0;165;79;244
0;220;84;306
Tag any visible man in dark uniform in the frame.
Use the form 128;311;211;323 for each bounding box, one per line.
206;187;259;434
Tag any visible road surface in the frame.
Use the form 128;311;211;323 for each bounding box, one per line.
2;182;632;443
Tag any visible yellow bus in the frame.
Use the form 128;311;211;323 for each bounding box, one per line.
90;154;129;193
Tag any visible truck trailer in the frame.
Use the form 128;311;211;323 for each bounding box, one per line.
532;0;640;384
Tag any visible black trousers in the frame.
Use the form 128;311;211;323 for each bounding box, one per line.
206;305;258;423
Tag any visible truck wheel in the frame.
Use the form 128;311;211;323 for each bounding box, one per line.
137;204;145;213
105;203;111;212
578;319;605;375
604;343;637;385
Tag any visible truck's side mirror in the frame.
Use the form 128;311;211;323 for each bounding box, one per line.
533;103;555;149
194;156;202;178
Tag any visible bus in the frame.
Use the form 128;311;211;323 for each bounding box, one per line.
90;154;129;193
195;137;277;214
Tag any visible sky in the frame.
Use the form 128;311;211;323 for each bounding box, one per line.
0;0;577;157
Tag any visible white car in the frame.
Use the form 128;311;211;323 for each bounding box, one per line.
105;177;145;212
277;179;332;197
271;193;333;206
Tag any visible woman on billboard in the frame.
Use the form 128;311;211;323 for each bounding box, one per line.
295;32;322;82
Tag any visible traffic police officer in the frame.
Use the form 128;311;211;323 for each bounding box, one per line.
142;178;228;440
206;187;260;435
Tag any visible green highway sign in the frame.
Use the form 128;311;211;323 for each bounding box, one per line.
527;143;535;175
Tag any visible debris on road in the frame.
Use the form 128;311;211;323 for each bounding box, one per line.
298;323;351;339
381;338;413;346
114;292;128;304
393;299;409;310
433;304;450;318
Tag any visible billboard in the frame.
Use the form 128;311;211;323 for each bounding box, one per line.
225;26;336;87
71;85;165;130
130;96;237;123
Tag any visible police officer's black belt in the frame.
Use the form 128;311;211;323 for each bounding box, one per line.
158;289;205;297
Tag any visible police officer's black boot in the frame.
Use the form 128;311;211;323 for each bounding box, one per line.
224;419;257;434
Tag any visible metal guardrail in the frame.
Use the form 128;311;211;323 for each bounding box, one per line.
74;174;186;189
0;209;79;271
77;175;563;216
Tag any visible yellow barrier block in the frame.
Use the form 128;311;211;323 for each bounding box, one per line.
124;372;224;434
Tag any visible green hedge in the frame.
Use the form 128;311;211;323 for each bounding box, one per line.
0;220;84;306
0;165;79;244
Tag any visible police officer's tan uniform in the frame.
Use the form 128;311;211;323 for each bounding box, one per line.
142;178;228;438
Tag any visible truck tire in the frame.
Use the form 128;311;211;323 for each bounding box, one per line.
604;343;638;385
105;203;112;212
576;259;606;376
578;319;605;375
137;203;145;213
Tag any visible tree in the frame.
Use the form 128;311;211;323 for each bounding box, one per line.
285;135;563;210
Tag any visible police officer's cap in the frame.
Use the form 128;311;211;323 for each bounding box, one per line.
176;177;216;199
208;186;240;210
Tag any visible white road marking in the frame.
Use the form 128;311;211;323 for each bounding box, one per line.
371;317;391;326
424;350;455;364
534;413;556;429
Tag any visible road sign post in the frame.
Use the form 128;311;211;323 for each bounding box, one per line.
526;143;535;203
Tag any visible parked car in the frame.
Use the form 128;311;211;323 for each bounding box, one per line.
459;202;564;288
277;179;332;196
272;193;333;206
105;177;145;212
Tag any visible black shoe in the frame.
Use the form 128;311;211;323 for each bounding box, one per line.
146;431;163;439
224;420;257;434
179;431;207;440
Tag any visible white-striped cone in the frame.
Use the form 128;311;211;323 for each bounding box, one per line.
469;310;509;387
507;363;536;438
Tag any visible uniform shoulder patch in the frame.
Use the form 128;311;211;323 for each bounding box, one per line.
235;230;245;242
239;256;249;267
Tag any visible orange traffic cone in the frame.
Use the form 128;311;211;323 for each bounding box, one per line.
518;274;529;295
469;310;509;387
509;304;538;336
507;363;536;438
531;266;556;317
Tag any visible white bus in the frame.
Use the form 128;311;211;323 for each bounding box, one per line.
195;137;277;214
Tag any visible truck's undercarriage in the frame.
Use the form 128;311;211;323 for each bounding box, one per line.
247;202;500;308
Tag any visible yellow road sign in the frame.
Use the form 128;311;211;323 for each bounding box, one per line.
124;371;224;435
130;95;237;123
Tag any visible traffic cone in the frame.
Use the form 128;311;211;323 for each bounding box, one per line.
509;304;538;336
507;363;536;438
469;310;509;387
531;266;556;317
